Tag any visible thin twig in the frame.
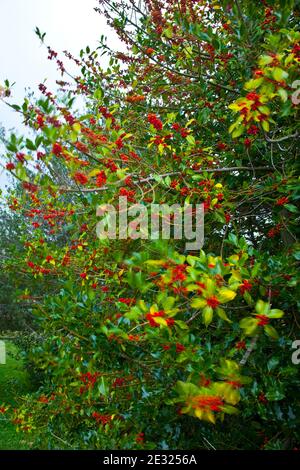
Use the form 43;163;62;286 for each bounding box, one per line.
265;131;299;143
240;335;258;366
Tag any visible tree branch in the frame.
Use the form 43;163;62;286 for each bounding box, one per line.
265;131;299;143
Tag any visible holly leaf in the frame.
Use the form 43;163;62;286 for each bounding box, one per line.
202;306;213;326
264;325;279;340
190;298;206;309
240;317;258;335
218;288;237;303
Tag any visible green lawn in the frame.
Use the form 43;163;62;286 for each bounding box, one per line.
0;341;32;449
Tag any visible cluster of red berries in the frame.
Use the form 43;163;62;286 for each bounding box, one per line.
148;113;163;130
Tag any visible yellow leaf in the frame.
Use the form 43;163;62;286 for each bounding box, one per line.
194;408;203;419
218;288;237;303
145;260;166;266
150;304;159;314
229;270;242;282
228;255;239;265
229;100;248;111
88;169;101;178
152;317;168;327
204;410;216;424
72;123;81;133
158;144;164;155
225;387;240;405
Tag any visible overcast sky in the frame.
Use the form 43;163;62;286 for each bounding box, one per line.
0;0;121;190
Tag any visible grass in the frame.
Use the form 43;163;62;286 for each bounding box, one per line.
0;341;32;449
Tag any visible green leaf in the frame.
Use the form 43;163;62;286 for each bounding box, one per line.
266;389;285;401
216;308;231;322
16;165;29;182
272;67;288;82
278;88;288;102
194;30;212;42
255;300;269;315
228;233;238;246
244;78;264;90
190;298;206;309
186;255;199;267
232;126;245;138
267;357;280;371
240;317;258;335
258;55;273;66
268;309;284;318
125;306;141;321
98;377;109;397
262;120;270;132
222;405;239;415
251;262;261;278
258;106;270;115
243;291;254;306
284;204;298;213
175;320;189;329
87;289;96;302
264;325;279;339
132;44;139;54
162;296;176;311
163;27;173;39
202;306;213;326
186;134;195;146
94;88;104;100
175;381;199;397
26;139;36;151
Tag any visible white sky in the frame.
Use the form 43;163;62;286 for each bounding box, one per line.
0;0;121;190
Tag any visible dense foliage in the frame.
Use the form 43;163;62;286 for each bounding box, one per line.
1;0;299;450
0;203;33;330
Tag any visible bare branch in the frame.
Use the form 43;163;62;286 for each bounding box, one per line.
265;131;299;143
